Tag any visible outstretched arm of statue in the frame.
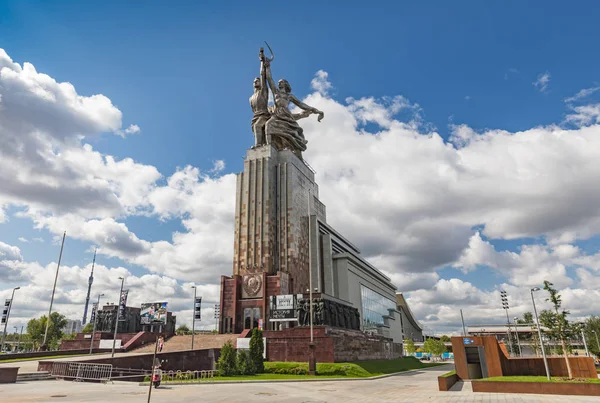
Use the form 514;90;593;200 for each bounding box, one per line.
290;95;325;122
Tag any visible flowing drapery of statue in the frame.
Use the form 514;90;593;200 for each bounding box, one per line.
250;43;324;160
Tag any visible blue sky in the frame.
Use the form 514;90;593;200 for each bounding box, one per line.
1;0;600;333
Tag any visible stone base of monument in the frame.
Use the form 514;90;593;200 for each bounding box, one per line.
262;326;402;363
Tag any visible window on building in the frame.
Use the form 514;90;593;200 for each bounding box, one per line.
360;285;395;331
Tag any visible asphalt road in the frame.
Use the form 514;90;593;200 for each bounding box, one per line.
2;364;600;403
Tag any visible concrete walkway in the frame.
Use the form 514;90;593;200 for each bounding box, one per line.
2;364;600;402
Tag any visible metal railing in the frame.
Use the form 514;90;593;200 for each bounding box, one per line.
51;362;113;382
157;370;216;383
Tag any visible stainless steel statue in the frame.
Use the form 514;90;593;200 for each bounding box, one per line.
250;43;324;159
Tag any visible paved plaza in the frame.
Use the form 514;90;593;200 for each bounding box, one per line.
1;364;600;403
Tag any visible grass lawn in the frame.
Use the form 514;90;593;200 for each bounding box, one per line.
440;370;456;378
478;376;600;384
146;357;448;384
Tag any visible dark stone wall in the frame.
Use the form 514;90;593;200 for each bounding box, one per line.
39;348;219;373
263;326;401;363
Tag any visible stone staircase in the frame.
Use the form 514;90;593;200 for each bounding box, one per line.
132;334;240;353
17;371;54;382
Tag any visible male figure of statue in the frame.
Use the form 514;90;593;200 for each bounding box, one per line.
249;48;271;148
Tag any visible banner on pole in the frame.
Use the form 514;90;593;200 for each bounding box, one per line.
194;297;202;321
1;299;11;324
118;290;129;320
90;302;98;324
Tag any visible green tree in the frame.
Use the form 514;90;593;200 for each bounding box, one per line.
216;340;238;376
27;312;68;350
176;325;191;335
439;335;451;343
81;323;94;333
236;349;255;375
541;280;576;379
249;328;264;373
423;338;446;359
404;339;416;355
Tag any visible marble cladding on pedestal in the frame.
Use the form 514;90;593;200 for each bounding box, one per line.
233;145;326;296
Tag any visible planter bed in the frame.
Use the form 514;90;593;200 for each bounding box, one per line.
473;377;600;396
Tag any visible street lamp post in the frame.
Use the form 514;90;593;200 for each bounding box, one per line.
1;286;20;352
581;328;589;357
460;309;467;336
531;287;551;380
500;291;514;357
307;189;316;376
513;317;522;357
43;231;66;349
191;285;197;350
18;326;23;351
111;277;124;358
90;293;104;354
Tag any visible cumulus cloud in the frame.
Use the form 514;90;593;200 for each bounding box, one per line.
533;72;551;92
3;49;600;334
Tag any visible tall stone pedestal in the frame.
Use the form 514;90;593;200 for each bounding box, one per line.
220;145;327;334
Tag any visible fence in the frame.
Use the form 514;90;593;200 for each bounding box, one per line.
51;362;113;382
157;369;216;383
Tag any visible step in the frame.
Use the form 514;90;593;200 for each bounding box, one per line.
17;371;55;381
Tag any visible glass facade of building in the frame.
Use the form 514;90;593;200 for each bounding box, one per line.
360;285;396;331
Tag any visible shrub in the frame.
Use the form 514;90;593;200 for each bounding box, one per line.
237;349;256;375
216;340;238;376
249;328;265;373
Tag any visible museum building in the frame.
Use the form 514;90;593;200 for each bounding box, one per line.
218;146;419;352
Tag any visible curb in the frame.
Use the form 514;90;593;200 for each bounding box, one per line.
137;363;452;386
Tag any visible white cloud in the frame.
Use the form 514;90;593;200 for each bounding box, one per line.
310;70;333;96
18;237;29;243
533;72;551;92
565;103;600;127
116;124;141;137
565;86;600;103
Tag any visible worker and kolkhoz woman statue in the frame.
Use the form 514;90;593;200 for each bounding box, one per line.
250;42;324;160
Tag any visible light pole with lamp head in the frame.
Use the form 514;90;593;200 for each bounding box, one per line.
307;189;316;376
531;287;551;380
513;316;522;357
191;285;197;350
111;277;124;358
1;286;20;352
89;293;104;354
592;330;600;356
500;291;514;356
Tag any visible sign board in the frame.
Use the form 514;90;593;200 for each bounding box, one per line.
1;299;10;324
236;337;266;358
269;294;297;321
141;302;168;325
90;302;98;324
194;297;202;321
118;290;129;320
99;339;121;349
463;338;473;345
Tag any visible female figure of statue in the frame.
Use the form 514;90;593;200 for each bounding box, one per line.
264;60;324;159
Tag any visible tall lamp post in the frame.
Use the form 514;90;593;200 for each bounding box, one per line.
513;317;522;357
307;189;316;376
592;330;600;356
581;327;589;357
191;285;197;350
500;291;514;356
43;231;66;349
531;287;551;380
89;293;104;354
111;276;124;358
1;286;20;352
